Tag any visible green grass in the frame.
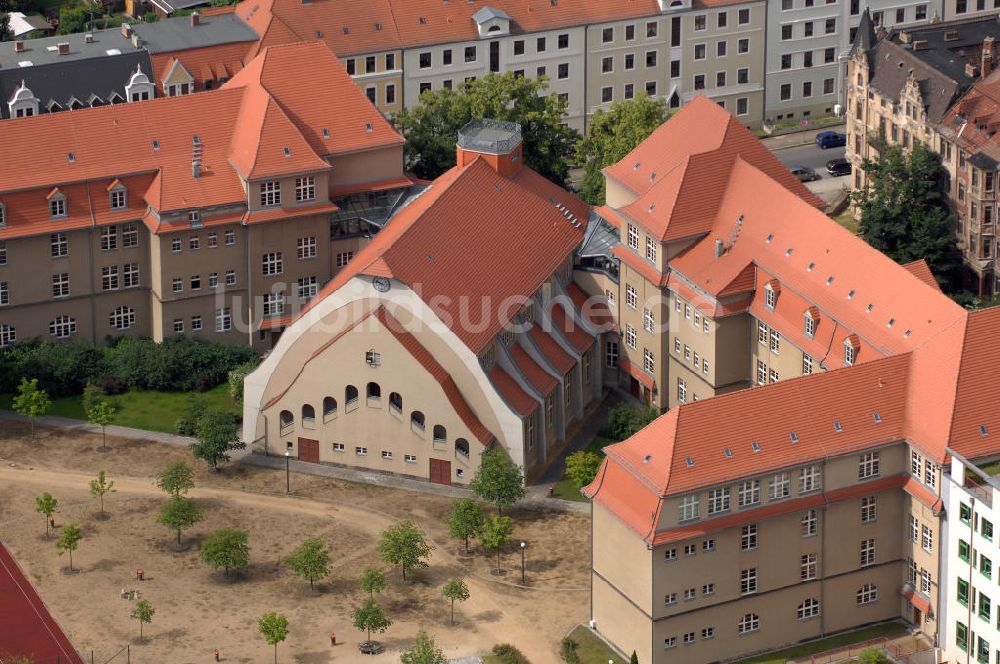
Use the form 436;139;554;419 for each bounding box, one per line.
976;460;1000;477
833;212;860;234
565;625;628;664
736;622;907;664
549;436;618;502
0;384;239;434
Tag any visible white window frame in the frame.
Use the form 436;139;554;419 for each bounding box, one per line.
707;487;730;514
260;180;281;207
295;176;316;202
738;479;760;508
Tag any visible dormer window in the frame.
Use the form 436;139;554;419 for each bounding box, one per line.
764;280;780;310
108;182;127;210
844;336;859;366
803;307;818;338
47;189;67;219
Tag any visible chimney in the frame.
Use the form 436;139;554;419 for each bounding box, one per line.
57;42;69;55
983;36;995;78
13;40;24;52
192;160;201;179
120;23;133;38
967;62;981;78
190;11;200;26
912;40;929;50
714;239;724;258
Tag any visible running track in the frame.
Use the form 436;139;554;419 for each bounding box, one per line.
0;540;84;663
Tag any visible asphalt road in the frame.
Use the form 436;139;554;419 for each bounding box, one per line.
773;142;847;180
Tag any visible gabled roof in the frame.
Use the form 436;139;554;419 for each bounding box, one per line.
902;259;941;291
472;6;511;24
490;364;539;417
510;345;559;395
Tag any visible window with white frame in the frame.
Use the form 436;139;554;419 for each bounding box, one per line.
225;270;236;287
741;524;757;550
861;495;877;523
921;525;933;552
0;241;6;265
798;598;820;619
860;538;876;566
756;359;767;385
757;320;767;344
740;568;757;595
173;318;184;334
297;236;317;260
207;232;218;249
297;276;317;299
48;315;76;338
0;281;7;306
208;272;218;288
769;472;790;500
684;544;696;556
801;509;817;536
804;312;816;337
769;368;779;383
738;613;759;634
625;324;636;349
191;315;202;331
110;187;127;210
801;553;817;580
101;265;119;291
664;636;677;648
664;548;677;561
225;230;236;245
109;305;135;330
803;354;813;375
122;223;138;248
858;451;880;479
49;195;66;218
844;338;857;365
336;251;354;268
701;627;714;640
381;450;393;460
708;487;730;514
908;559;918;584
702;539;715;552
684;303;691;319
52;273;69;298
683;632;694;645
702;583;715;595
924;460;936;489
171;238;182;252
263;292;284;316
0;324;15;346
644;307;654;332
643;348;655;373
188;236;199;251
626;284;637;308
0;204;5;226
215;307;231;332
738;480;760;508
856;583;878;605
679;494;699;521
100;225;117;251
764;283;777;309
920;569;932;593
683;587;696;600
769;329;781;353
646;236;657;262
605;340;619;368
50;232;68;258
261;252;283;276
260;180;281;206
800;465;821;492
171;277;182;293
675;297;682;313
295;176;316;202
677;377;686;403
355;446;368;456
628;224;639;250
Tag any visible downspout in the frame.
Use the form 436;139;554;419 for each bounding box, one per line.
85;181;98;343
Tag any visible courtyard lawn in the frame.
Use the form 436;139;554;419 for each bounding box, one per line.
549;435;617;503
0;383;239;434
736;621;907;664
833;212;860;235
565;624;627;664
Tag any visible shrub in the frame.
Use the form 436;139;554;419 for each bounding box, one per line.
565;451;603;489
491;644;531;664
227;359;258;405
858;648;890;664
607;403;659;441
174;395;207;436
560;637;580;664
100;374;127;395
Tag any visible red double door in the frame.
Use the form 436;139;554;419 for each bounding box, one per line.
297;438;320;463
429;458;451;485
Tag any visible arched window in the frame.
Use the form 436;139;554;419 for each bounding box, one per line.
0;324;15;347
48;315;76;338
109;305;135;330
323;397;337;419
456;438;470;458
856;584;878;606
345;384;359;406
367;382;381;400
279;410;294;429
797;598;820;620
433;424;447;442
301;404;315;425
389;392;402;413
738;613;759;634
411;411;425;431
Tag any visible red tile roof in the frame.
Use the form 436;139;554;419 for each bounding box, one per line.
510;345;559;395
567;281;617;332
549;303;594;353
619;358;655;390
489;364;539;417
902;259;942;292
528;325;576;374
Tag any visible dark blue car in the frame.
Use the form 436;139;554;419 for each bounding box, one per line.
815;131;846;149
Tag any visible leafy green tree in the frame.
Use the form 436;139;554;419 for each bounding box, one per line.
359;568;387;599
86;398;116;451
156;460;195;497
377;520;432;581
191;410;245;471
227;360;256;405
131;599;154;641
851;142;961;290
400;631;446;664
469;449;525;514
630;651;640;664
257;612;289;664
89;470;116;517
158;496;204;546
352;598;391;647
445;498;484;554
56;523;83;571
285;538;330;591
200;527;249;577
478;515;513;574
607;403;659;441
577;95;670;205
393;71;580;185
35;492;58;538
13;377;50;439
565;451;603;489
442;579;470;625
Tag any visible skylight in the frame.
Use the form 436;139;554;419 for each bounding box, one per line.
834;421;843;432
789;432;799;443
322;128;330;139
723;448;733;458
751;441;761;453
765;233;773;243
67;153;75;163
807;262;815;271
825;276;834;285
643;454;652;464
873;412;882;423
283;147;291;157
685;456;694;467
785;248;793;256
981;425;990;437
848;289;855;299
151;139;160;150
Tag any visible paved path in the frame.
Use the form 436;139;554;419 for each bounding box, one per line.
0;410;198;448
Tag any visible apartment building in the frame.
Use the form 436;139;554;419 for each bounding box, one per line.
242;119;606;485
582;93;1000;664
0;41;411;351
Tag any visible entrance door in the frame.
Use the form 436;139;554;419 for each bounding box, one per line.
429;458;452;485
298;437;320;463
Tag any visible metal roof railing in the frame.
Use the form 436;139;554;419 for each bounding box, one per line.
457;118;522;154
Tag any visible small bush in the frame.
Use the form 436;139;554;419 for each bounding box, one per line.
101;374;127;395
858;648;890;664
227;359;258;405
174;395;207;436
560;637;580;664
492;644;531;664
607;403;659;441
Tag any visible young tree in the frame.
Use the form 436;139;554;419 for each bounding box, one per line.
200;527;249;578
393;72;580;185
35;492;58;538
88;470;116;517
12;377;50;440
478;515;513;574
565;451;604;489
130;599;154;641
359;568;387;600
607;404;660;441
377;520;432;581
441;579;470;625
400;631;446;664
257;611;289;664
851;142;961;290
284;538;331;591
630;651;640;664
352;598;391;648
155;460;196;497
469;449;525;514
191;411;245;471
158;496;204;546
56;523;83;572
577;95;671;205
85;393;116;451
445;498;484;554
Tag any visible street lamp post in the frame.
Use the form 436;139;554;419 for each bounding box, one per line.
285;451;291;494
520;542;526;585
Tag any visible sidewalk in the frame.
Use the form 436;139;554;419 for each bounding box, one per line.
0;410;589;513
761;122;845;151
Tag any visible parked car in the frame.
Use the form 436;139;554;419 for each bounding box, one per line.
826;158;852;176
815;131;846;149
790;166;820;182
